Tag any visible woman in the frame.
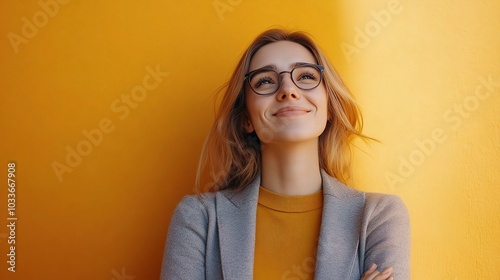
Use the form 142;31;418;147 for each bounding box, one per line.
161;29;410;280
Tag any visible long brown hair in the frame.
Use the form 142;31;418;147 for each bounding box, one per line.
196;28;369;193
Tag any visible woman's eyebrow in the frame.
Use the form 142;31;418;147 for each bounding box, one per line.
291;62;311;68
253;64;277;71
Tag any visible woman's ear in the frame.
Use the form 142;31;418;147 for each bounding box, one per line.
244;119;254;133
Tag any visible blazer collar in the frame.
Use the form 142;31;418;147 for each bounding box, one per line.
215;171;365;280
216;175;261;280
315;170;365;279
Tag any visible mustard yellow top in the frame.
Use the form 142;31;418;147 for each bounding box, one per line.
253;186;323;280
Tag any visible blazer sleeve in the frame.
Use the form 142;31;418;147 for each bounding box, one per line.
160;195;208;280
362;194;411;280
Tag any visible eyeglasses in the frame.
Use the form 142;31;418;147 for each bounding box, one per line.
244;63;324;95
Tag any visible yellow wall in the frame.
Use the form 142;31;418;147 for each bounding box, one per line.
0;0;498;279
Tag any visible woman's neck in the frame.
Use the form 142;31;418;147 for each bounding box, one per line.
260;140;322;196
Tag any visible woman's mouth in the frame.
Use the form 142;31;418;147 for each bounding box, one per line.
273;106;311;117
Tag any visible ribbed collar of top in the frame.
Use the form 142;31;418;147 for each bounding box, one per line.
258;186;323;213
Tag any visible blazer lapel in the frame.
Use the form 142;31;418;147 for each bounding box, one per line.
315;171;365;279
216;176;260;280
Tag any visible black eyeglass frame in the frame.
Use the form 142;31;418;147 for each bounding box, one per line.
244;63;325;95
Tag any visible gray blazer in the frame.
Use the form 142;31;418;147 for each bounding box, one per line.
161;171;410;279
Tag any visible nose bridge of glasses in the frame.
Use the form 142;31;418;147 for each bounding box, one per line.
279;69;292;77
277;70;294;85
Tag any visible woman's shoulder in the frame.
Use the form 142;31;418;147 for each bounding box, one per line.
322;171;406;208
359;191;410;233
363;192;408;214
174;192;217;213
166;193;218;234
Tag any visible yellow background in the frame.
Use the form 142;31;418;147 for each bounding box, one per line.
0;0;498;279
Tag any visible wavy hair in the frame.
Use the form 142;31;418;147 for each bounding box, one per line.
196;28;370;193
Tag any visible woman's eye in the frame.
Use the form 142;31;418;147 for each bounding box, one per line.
298;72;317;80
254;77;276;88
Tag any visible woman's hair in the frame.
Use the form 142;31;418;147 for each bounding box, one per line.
196;28;370;193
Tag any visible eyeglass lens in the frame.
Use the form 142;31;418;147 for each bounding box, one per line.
248;66;321;95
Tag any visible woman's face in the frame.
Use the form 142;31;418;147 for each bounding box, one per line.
244;41;328;145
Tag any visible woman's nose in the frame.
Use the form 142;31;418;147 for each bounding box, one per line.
276;75;300;101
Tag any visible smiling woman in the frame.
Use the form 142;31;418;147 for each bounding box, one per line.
244;41;329;153
160;29;410;280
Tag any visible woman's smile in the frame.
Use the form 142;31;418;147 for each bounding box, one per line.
273;106;311;117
